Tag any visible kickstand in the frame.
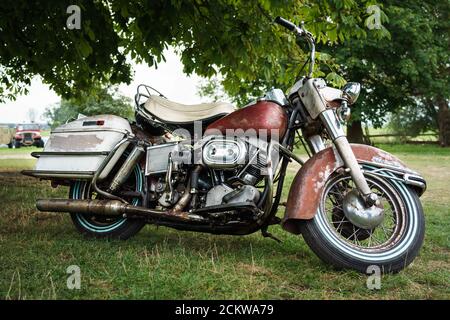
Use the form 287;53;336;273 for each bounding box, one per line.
261;227;282;243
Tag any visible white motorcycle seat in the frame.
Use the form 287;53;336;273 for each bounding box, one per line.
143;95;235;124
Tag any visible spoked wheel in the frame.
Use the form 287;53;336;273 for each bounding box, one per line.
69;162;145;239
300;168;425;273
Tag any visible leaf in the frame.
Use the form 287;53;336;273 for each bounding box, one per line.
326;72;347;88
77;38;93;57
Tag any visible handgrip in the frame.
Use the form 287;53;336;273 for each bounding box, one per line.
274;16;297;32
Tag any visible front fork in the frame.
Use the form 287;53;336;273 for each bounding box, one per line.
317;109;378;206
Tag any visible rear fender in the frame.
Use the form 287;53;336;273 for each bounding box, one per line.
282;144;426;234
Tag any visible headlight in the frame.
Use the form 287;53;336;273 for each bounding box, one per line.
343;82;361;104
336;101;351;123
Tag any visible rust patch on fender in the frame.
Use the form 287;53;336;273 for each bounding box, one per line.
282;144;410;234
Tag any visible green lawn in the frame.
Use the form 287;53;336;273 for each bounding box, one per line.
0;144;449;299
0;146;43;155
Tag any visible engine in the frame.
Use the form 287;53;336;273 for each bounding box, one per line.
145;135;276;214
200;135;274;207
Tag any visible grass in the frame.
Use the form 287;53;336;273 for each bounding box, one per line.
0;144;449;299
0;146;43;155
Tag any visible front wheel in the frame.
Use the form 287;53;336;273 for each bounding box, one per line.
300;170;425;273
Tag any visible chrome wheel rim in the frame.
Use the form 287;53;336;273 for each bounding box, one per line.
314;170;418;261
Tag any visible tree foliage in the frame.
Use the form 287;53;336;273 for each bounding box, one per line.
44;86;134;128
1;0;385;104
388;104;437;138
322;0;449;131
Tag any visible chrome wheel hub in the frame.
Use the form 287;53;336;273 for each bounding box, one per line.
342;190;384;229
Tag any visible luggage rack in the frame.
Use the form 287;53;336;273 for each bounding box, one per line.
134;84;167;109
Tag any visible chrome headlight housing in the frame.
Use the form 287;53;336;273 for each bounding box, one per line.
343;82;361;105
336;103;352;123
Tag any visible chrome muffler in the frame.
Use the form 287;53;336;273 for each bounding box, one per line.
36;199;203;223
37;199;126;216
108;144;145;192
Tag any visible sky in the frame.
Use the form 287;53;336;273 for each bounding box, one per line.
0;49;206;124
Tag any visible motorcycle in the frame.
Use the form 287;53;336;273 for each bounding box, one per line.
24;17;426;273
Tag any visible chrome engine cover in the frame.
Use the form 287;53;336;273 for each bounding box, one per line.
205;184;260;207
202;136;247;169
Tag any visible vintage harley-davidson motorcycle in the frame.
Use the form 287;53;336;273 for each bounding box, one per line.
24;17;426;273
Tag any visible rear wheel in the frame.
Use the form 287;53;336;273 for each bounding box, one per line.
69;162;145;239
300;169;425;273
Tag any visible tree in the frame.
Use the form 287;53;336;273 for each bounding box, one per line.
45;86;134;128
322;0;449;145
1;0;384;105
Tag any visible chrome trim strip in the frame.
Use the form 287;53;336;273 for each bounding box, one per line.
358;160;419;175
31;151;109;158
403;173;427;189
21;170;94;179
361;163;426;193
51;128;131;135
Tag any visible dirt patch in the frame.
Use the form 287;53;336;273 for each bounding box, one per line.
0;172;41;187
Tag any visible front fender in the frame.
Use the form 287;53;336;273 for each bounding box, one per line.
282;144;426;234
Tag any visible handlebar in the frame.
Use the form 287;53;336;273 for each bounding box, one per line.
274;16;316;78
274;16;298;32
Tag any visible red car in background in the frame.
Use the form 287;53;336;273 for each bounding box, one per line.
14;123;45;148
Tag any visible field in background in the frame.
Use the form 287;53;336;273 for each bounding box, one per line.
363;127;438;144
0;144;448;299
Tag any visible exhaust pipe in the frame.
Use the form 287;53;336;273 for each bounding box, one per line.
108;144;145;192
36;199;203;223
37;199;125;216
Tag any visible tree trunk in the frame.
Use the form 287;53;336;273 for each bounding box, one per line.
437;97;450;147
347;120;365;144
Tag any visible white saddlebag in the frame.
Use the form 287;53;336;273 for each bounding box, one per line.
25;115;131;180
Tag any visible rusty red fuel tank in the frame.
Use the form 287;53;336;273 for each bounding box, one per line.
205;101;288;140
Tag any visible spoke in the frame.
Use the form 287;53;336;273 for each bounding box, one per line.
346;226;359;242
328;190;345;202
370;233;384;246
323;174;405;250
336;217;347;232
367;230;372;247
380;225;391;239
354;232;362;247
